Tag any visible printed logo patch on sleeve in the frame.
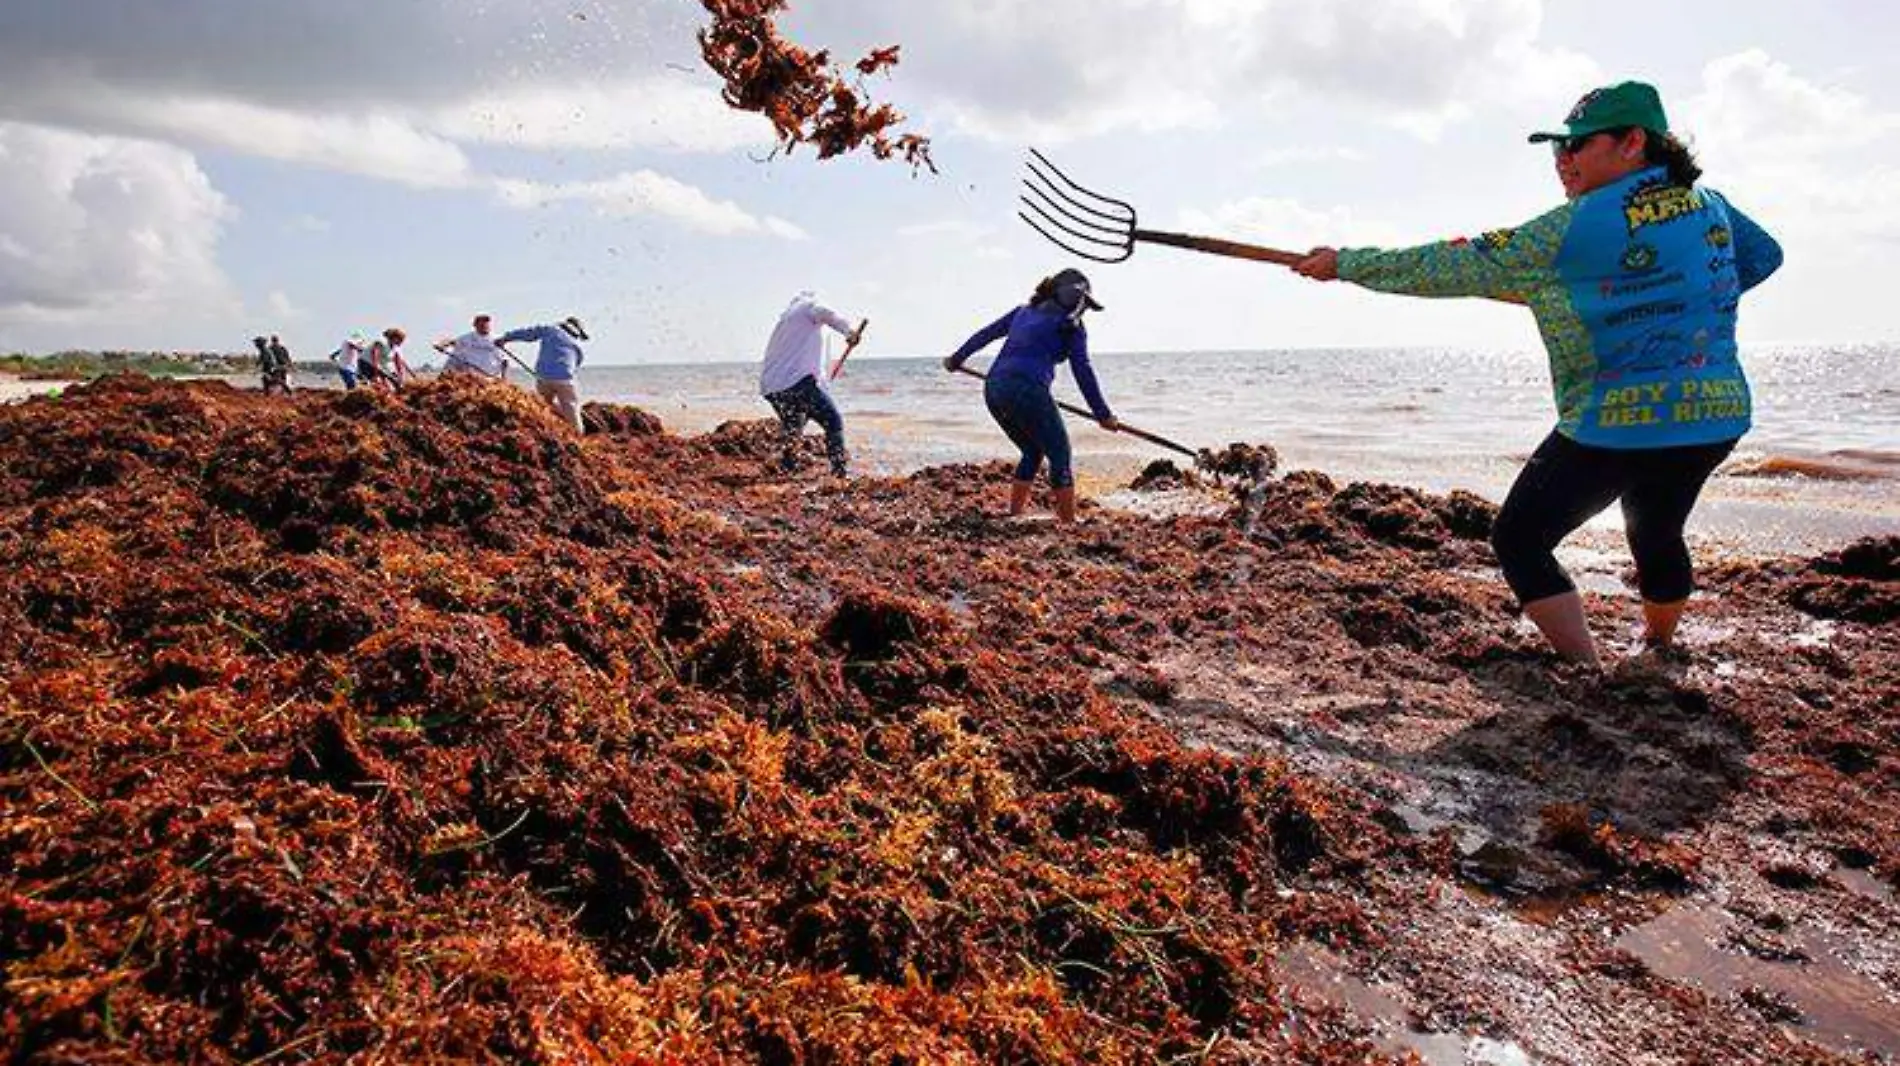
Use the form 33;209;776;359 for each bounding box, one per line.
1476;228;1517;252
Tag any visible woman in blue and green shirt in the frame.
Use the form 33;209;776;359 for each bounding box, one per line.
1292;82;1782;668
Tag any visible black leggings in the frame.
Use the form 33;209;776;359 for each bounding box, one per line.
1492;431;1736;605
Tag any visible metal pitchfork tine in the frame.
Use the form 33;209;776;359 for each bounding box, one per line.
1021;149;1139;263
1020;148;1307;267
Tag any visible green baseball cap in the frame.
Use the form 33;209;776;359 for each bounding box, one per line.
1528;81;1669;143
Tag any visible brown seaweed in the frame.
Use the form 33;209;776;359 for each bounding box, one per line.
2;374;1895;1064
698;0;935;172
0;375;1404;1063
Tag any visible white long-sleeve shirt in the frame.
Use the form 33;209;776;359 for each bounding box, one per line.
759;292;856;397
332;337;364;372
443;331;507;377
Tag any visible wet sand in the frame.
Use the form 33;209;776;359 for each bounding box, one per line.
0;371;258;404
0;373;63;404
2;377;1894;1064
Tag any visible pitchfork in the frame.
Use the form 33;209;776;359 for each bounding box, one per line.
1020;148;1305;267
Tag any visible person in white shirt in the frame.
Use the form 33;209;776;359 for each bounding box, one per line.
331;335;367;390
758;291;862;477
434;314;508;380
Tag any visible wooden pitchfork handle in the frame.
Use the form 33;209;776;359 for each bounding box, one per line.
1134;229;1305;266
952;366;1198;461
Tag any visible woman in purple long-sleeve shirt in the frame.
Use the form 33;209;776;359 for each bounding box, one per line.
945;268;1121;523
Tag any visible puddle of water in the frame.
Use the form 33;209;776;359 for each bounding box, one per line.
1470;1037;1537;1066
1277;944;1539;1066
1616;902;1900;1059
1671;618;1738;646
1097;487;1228;520
1835;867;1896;905
1391;801;1489;855
1554;543;1632;598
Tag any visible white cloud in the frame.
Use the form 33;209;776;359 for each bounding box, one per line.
1177;197;1406;249
107;95;474;189
1250;146;1369;169
798;0;1597;143
0;2;692;118
927;81;1223;144
436;73;775;154
1680;51;1900;243
897;218;1012;260
1240;0;1598;139
896;219;991;239
266;290;305;319
0;122;237;323
1;1;1594;162
6;75;475;189
493;171;806;239
1682;49;1900;159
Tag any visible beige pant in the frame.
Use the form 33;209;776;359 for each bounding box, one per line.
536;378;584;433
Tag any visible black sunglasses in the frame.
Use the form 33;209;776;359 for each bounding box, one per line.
1552;132;1601;157
1552;127;1633;157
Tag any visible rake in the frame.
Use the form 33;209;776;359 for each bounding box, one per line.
1020;148;1305;266
951;366;1199;461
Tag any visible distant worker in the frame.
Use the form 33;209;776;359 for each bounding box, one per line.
253;336;290;395
435;314;508;380
330;334;368;390
759;291;862;478
499;316;589;432
268;336;294;393
944;268;1121;524
361;328;410;389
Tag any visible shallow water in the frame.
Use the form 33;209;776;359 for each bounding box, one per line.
584;345;1900;556
1278;943;1540;1065
1617;902;1900;1059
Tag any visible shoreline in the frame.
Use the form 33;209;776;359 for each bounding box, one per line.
10;369;1893;557
0;370;257;403
0;372;64;404
638;401;1900;559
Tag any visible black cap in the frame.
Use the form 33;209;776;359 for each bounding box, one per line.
1051;267;1104;311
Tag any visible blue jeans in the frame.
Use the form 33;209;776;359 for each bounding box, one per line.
984;373;1072;488
337;367;360;390
764;375;847;475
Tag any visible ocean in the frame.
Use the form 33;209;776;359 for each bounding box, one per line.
575;344;1899;557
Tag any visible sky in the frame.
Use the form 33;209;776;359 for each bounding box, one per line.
1;0;1896;363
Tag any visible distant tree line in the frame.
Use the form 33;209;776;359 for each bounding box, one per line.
0;350;259;380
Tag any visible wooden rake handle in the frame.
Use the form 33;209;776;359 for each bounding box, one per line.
1133;229;1305;266
497;344;597;433
829;319;869;380
953;366;1198;461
